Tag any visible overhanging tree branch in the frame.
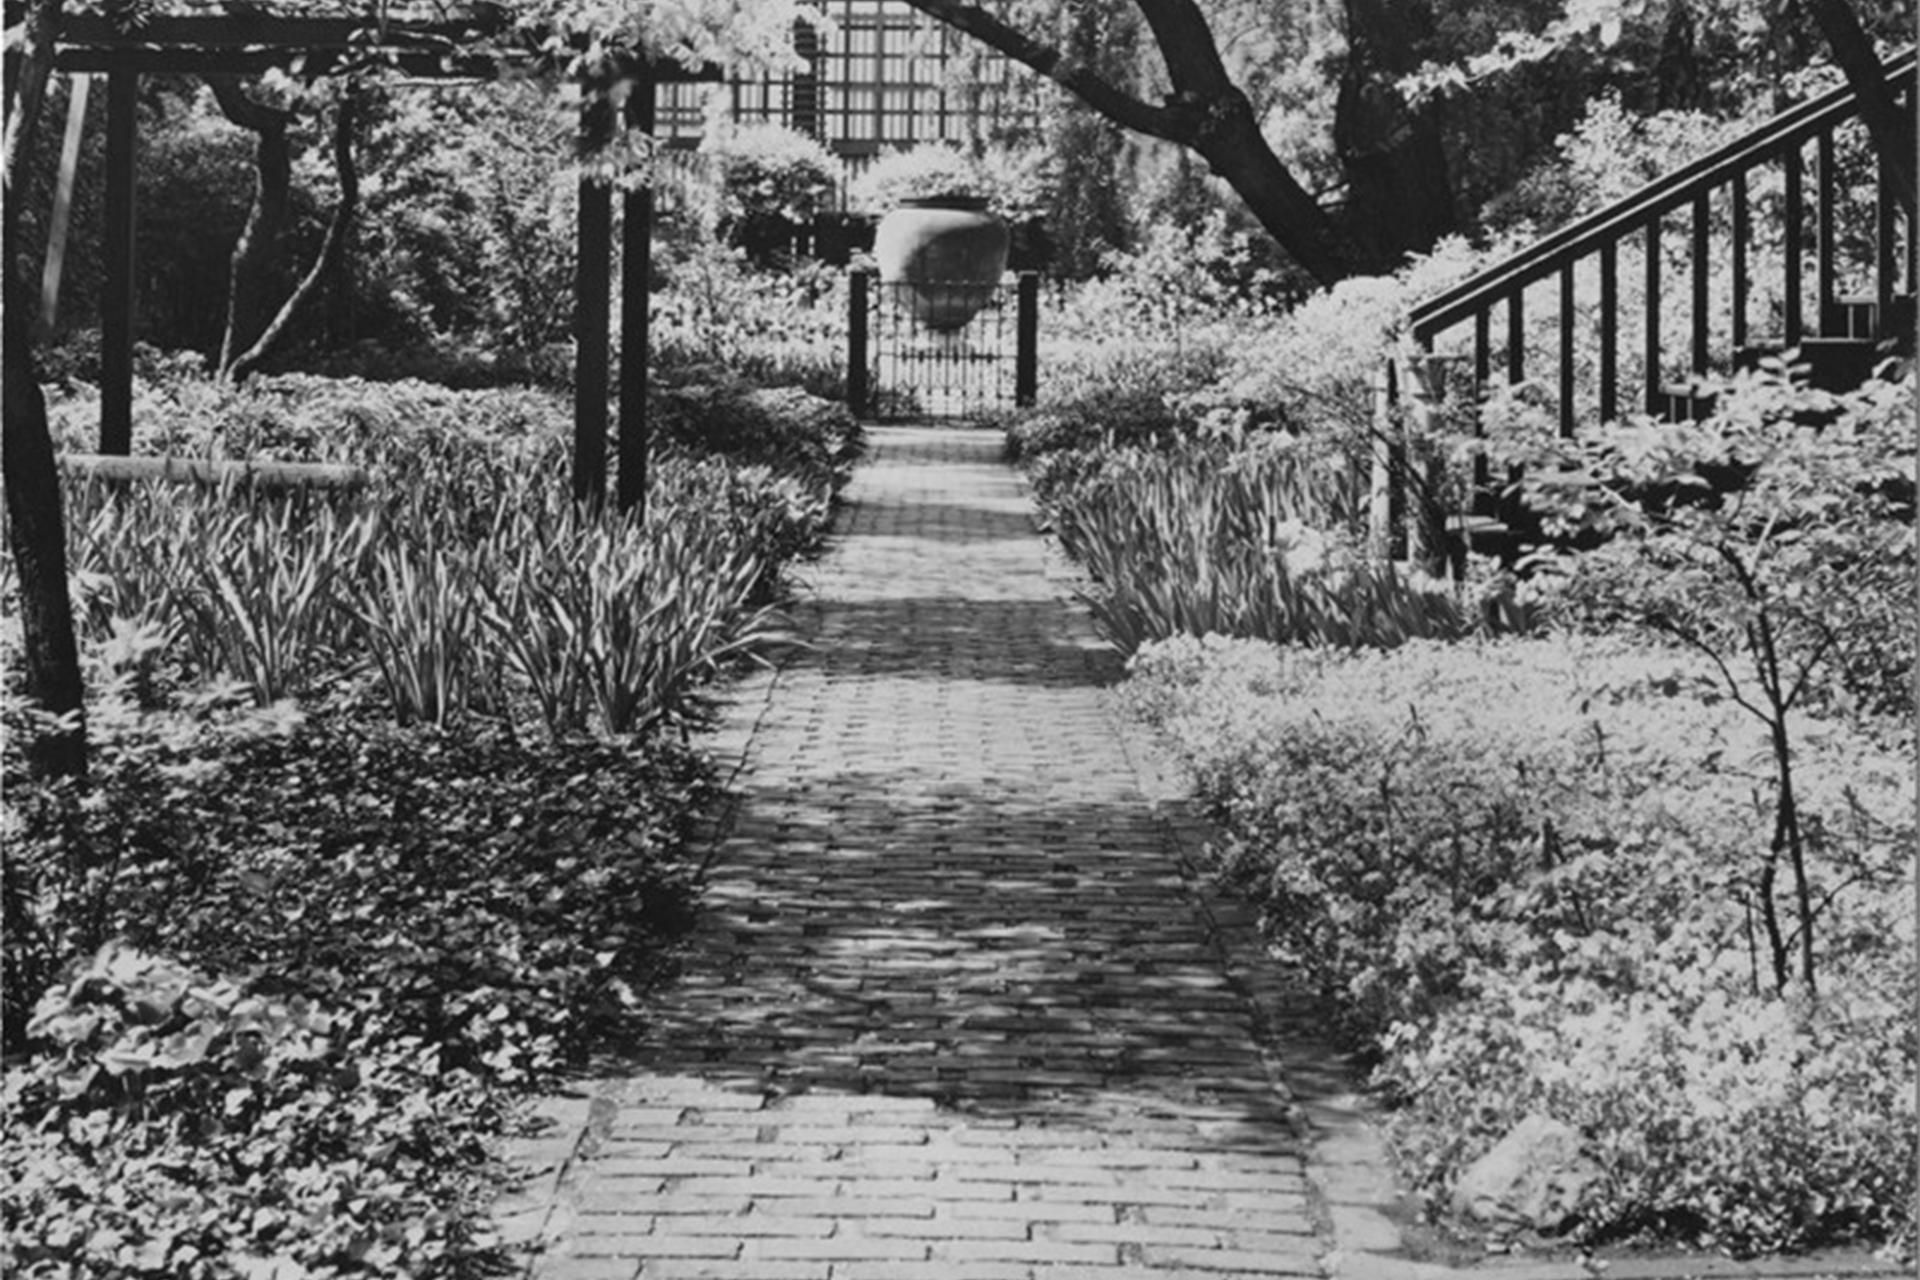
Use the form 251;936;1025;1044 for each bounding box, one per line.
896;0;1178;140
899;0;1363;284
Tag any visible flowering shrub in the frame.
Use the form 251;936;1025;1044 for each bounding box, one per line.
1125;632;1914;1253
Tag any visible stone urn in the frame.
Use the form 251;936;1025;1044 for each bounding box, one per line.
872;195;1010;332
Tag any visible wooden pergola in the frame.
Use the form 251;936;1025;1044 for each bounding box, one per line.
49;3;721;510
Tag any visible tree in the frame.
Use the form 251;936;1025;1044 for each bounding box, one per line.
205;75;362;380
1521;368;1916;995
1408;0;1915;216
899;0;1368;283
1334;0;1457;268
3;0;87;779
1802;0;1914;217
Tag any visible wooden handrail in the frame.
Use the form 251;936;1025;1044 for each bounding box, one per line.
1410;47;1917;343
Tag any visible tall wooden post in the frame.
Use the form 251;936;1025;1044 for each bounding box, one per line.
617;71;655;516
847;269;870;418
1367;360;1395;564
1014;271;1039;408
100;68;137;455
573;99;613;508
1403;351;1451;579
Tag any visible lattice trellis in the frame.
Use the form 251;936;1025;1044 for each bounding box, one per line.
657;1;1045;161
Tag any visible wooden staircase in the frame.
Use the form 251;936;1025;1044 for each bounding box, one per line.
1383;47;1917;568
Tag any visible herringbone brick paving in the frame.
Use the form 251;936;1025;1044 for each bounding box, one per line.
499;426;1327;1279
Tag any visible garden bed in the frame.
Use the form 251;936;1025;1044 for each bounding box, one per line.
3;369;862;1277
1002;271;1916;1260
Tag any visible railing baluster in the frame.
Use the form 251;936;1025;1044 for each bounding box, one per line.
1473;308;1492;510
1909;84;1919;296
1732;173;1750;351
1507;289;1525;383
1600;241;1619;422
1645;216;1663;417
1909;86;1919;297
1692;190;1711;374
1785;142;1804;344
1816;128;1836;331
1559;264;1576;437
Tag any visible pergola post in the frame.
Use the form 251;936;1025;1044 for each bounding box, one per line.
573;99;613;508
617;70;655;515
100;67;137;454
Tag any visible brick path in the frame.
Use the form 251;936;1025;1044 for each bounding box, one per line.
496;425;1331;1280
494;425;1916;1280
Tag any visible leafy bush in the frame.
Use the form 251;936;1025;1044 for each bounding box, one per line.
653;374;863;502
1514;366;1916;731
651;242;849;396
847;142;1052;222
1170;234;1509;456
1125;632;1914;1253
704;123;842;244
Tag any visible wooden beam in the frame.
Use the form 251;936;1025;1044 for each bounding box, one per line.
99;67;136;456
617;71;655;515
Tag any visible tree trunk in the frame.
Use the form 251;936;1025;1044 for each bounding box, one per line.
3;0;86;779
4;263;88;780
1334;0;1457;273
1654;1;1705;111
226;86;361;380
1805;0;1915;218
1183;86;1364;283
206;76;294;377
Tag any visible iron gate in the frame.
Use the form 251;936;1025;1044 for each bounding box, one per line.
847;270;1038;422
